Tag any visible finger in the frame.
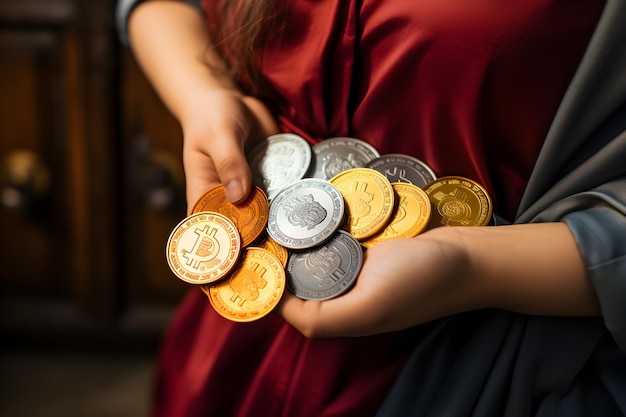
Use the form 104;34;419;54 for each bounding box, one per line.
208;131;253;204
183;118;253;206
184;150;221;212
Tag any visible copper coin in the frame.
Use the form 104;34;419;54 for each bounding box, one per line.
424;176;493;228
329;168;395;240
361;182;432;248
192;184;269;247
255;233;289;267
166;212;242;285
205;247;286;322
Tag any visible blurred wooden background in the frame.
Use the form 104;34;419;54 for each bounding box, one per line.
0;0;190;353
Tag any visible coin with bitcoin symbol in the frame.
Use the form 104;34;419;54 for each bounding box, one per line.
254;233;289;267
360;182;432;248
204;247;286;322
166;212;242;285
366;153;437;188
286;230;363;300
329;167;395;240
424;176;493;228
192;184;269;247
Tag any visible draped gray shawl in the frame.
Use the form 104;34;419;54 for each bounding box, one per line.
376;0;626;414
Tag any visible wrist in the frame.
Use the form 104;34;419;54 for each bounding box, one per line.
177;88;245;137
415;226;489;316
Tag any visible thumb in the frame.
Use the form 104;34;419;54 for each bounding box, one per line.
211;137;252;204
183;132;252;209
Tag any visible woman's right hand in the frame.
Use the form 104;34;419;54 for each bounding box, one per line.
180;89;279;211
127;0;279;209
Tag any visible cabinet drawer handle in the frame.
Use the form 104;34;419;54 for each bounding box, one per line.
0;150;50;212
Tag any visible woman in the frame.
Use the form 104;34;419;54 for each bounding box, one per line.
116;1;626;416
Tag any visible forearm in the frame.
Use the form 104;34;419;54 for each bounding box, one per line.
127;0;239;123
441;222;602;317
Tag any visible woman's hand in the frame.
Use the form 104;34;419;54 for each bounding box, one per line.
127;1;278;209
278;223;600;338
180;90;278;210
278;228;479;338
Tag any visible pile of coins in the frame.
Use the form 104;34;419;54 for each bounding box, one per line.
166;133;493;322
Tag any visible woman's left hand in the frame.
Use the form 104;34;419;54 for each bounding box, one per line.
278;222;601;338
277;228;480;338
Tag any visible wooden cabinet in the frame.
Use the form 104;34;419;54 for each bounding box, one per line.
0;0;187;350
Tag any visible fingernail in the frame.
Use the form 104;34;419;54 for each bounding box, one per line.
225;180;245;203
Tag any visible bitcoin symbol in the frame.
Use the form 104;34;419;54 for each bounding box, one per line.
229;262;267;306
343;181;374;227
384;167;411;183
385;195;408;236
181;224;221;271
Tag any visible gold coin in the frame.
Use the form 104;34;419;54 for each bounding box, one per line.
205;247;286;322
329;167;394;240
166;212;242;285
361;182;432;248
424;176;493;228
192;184;269;247
255;233;289;267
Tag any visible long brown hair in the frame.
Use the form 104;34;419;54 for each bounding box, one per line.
205;0;286;99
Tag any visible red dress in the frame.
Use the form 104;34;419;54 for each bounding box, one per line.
152;1;604;416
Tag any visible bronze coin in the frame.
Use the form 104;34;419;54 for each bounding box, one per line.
192;184;269;247
255;234;289;267
166;212;242;285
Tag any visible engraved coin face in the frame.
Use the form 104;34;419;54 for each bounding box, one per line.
361;182;432;248
309;137;380;180
191;184;269;247
267;178;345;250
286;230;363;300
424;176;493;228
329;168;394;240
366;153;437;188
204;247;286;322
166;212;241;285
255;233;289;267
247;133;312;200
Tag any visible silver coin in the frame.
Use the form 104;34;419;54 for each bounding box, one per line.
247;133;312;200
266;178;345;250
286;230;362;300
366;153;436;188
308;137;380;180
